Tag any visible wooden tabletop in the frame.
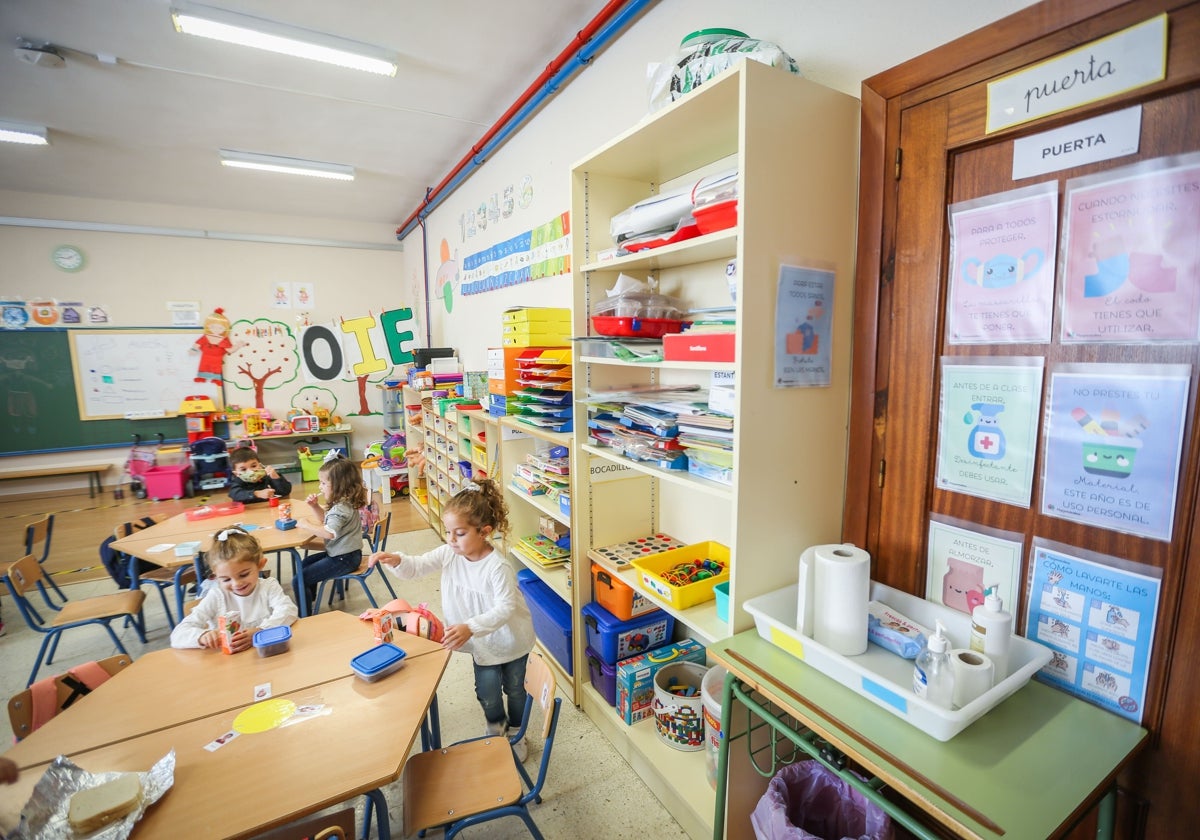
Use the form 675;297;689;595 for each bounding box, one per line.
0;612;449;838
111;504;322;565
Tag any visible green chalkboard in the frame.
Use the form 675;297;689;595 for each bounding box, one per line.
0;329;185;455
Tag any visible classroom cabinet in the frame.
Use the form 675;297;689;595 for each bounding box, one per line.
568;60;860;839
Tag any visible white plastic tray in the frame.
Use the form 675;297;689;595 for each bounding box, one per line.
744;581;1052;741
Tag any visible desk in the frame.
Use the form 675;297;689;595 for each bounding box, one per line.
111;504;324;618
0;612;450;839
709;631;1148;840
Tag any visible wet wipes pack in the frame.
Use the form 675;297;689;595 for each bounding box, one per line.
867;601;932;659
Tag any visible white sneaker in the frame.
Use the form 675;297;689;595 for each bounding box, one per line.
507;727;528;762
485;719;506;737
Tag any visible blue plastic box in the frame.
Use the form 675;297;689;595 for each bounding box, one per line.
585;645;617;706
351;643;408;682
252;625;292;657
582;601;674;666
517;569;573;676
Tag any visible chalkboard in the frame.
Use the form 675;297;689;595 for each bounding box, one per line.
69;329;203;420
0;329;186;455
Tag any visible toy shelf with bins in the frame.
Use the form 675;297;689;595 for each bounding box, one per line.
569;61;859;840
373;382;409;505
455;408;499;484
400;385;433;530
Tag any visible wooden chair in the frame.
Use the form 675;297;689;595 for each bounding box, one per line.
402;652;562;839
247;806;354;840
22;514;67;624
2;554;147;688
8;653;132;740
314;512;397;612
113;520;197;630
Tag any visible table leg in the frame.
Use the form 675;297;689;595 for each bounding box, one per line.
291;548;308;618
1095;786;1116;840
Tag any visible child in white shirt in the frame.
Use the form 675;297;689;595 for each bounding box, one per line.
171;527;298;651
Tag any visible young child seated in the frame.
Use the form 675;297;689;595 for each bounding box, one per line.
228;446;292;503
171;527;298;652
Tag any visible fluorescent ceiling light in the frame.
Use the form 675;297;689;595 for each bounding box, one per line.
0;120;48;145
219;149;355;181
171;4;398;76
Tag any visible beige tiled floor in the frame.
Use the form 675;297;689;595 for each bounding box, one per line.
0;523;690;839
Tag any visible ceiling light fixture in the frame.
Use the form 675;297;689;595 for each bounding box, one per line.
171;4;398;76
0;120;49;145
218;149;355;181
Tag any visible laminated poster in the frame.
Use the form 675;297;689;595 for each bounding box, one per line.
1060;151;1200;342
774;265;834;388
946;182;1058;344
935;358;1044;507
1026;540;1160;724
925;515;1023;619
1041;364;1190;541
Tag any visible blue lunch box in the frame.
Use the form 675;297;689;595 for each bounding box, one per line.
252;625;292;657
351;643;408;682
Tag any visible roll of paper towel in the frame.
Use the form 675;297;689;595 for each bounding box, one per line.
808;544;871;656
951;648;994;708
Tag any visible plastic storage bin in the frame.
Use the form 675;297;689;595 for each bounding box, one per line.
714;581;730;624
616;638;707;725
582;600;674;665
592;563;659;620
252;626;292;657
517;569;573;675
351;643;408;682
585;645;617;706
631;541;730;610
141;464;191;500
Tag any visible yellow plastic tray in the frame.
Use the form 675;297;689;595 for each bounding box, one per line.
631;541;730;610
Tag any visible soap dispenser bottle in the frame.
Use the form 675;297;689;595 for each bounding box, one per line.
970;584;1013;681
913;620;955;708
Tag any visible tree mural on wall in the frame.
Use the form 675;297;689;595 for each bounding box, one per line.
226;318;301;408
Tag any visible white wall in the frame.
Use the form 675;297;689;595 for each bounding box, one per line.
411;0;1039;366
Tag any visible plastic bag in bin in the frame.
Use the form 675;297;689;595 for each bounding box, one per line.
751;760;893;840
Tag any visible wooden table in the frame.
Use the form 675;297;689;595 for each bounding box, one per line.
111;503;324;618
0;611;449;839
709;631;1148;840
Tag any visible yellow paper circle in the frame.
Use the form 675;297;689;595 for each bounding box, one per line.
233;698;297;734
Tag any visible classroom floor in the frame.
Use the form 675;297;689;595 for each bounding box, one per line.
0;486;690;839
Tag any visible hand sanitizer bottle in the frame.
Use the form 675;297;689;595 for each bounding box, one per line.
970;584;1013;681
913;620;955;708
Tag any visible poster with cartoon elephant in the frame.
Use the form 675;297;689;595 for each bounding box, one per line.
947;182;1058;344
1060;151;1200;342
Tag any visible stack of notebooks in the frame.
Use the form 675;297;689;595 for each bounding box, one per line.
512;533;570;568
510;451;570;498
677;412;734;485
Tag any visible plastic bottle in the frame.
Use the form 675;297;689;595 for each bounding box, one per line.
970;584;1013;681
912;620;955;708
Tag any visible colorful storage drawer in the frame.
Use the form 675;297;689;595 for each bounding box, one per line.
615;638;707;725
631;541;730;610
517;569;573;675
591;563;659;620
581;601;674;665
585;645;617;706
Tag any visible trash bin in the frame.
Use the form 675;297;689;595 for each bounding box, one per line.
751;760;893;840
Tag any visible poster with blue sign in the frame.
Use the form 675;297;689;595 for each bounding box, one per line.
1026;539;1161;724
935;357;1044;507
774;265;834;388
1041;363;1190;541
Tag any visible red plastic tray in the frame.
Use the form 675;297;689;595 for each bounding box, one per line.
592;316;686;338
621;222;701;253
692;198;738;234
185;501;245;520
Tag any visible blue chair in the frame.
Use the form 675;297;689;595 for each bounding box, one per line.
3;554;147;688
401;652;563;839
313;512;397;612
23;514;67;623
113;520;197;630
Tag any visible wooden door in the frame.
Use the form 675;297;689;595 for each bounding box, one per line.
847;1;1200;835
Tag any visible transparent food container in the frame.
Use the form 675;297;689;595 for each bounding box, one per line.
591;292;685;320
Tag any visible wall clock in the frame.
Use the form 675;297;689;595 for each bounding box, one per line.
52;244;85;272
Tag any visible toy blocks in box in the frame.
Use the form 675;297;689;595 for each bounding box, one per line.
616;638;706;724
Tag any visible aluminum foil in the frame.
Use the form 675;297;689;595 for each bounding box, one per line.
9;750;174;839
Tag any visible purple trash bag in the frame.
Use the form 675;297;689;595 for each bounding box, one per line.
750;761;893;840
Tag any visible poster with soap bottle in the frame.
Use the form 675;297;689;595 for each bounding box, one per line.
925;514;1022;619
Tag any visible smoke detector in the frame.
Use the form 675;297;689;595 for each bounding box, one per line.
14;40;66;68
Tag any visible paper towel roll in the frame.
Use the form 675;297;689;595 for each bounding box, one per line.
795;547;816;637
810;544;871;656
951;648;995;708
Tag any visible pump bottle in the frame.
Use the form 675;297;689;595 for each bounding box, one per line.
970;584;1013;681
912;620;955;708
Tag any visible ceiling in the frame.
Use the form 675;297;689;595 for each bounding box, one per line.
0;0;616;234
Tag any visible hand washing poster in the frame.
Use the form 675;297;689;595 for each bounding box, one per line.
1041;364;1190;541
925;515;1023;619
1060;151;1200;342
1026;539;1161;724
946;182;1058;344
935;357;1044;507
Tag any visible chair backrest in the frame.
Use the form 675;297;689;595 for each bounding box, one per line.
24;514;54;562
8;654;132;739
525;652;558;741
4;554;47;601
369;511;393;553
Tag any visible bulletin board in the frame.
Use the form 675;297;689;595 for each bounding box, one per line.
69;329;203;420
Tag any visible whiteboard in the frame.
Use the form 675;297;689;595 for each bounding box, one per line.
69;329;205;420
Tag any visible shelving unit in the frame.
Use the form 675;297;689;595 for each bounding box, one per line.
569;61;860;839
401;384;433;530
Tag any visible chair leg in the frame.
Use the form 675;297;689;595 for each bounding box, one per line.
43;573;69;605
45;631;63;665
420;694;441;750
153;586;177;630
27;634;56;687
313;581;327;615
378;571;397;599
353;578;379;609
361;788;390;840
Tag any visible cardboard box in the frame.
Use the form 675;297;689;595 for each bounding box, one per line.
363;608;395;644
615;638;706;724
503;306;571;324
218;611;242;655
662;331;736;363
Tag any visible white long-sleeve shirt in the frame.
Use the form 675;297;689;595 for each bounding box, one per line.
380;545;534;666
170;576;299;649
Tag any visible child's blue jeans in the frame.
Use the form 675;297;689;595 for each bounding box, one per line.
293;550;361;613
473;654;529;730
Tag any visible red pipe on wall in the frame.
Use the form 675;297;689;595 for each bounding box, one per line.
394;0;632;238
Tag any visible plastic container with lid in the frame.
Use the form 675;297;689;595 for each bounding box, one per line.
252;625;292;657
590;291;684;320
351;643;408;682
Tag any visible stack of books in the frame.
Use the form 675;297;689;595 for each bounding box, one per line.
677;412;734;485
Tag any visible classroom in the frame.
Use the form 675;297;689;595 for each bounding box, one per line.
1;0;1197;837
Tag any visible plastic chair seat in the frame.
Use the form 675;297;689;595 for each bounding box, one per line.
403;737;524;833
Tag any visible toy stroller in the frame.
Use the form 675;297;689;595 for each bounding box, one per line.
123;433;163;499
189;436;231;492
